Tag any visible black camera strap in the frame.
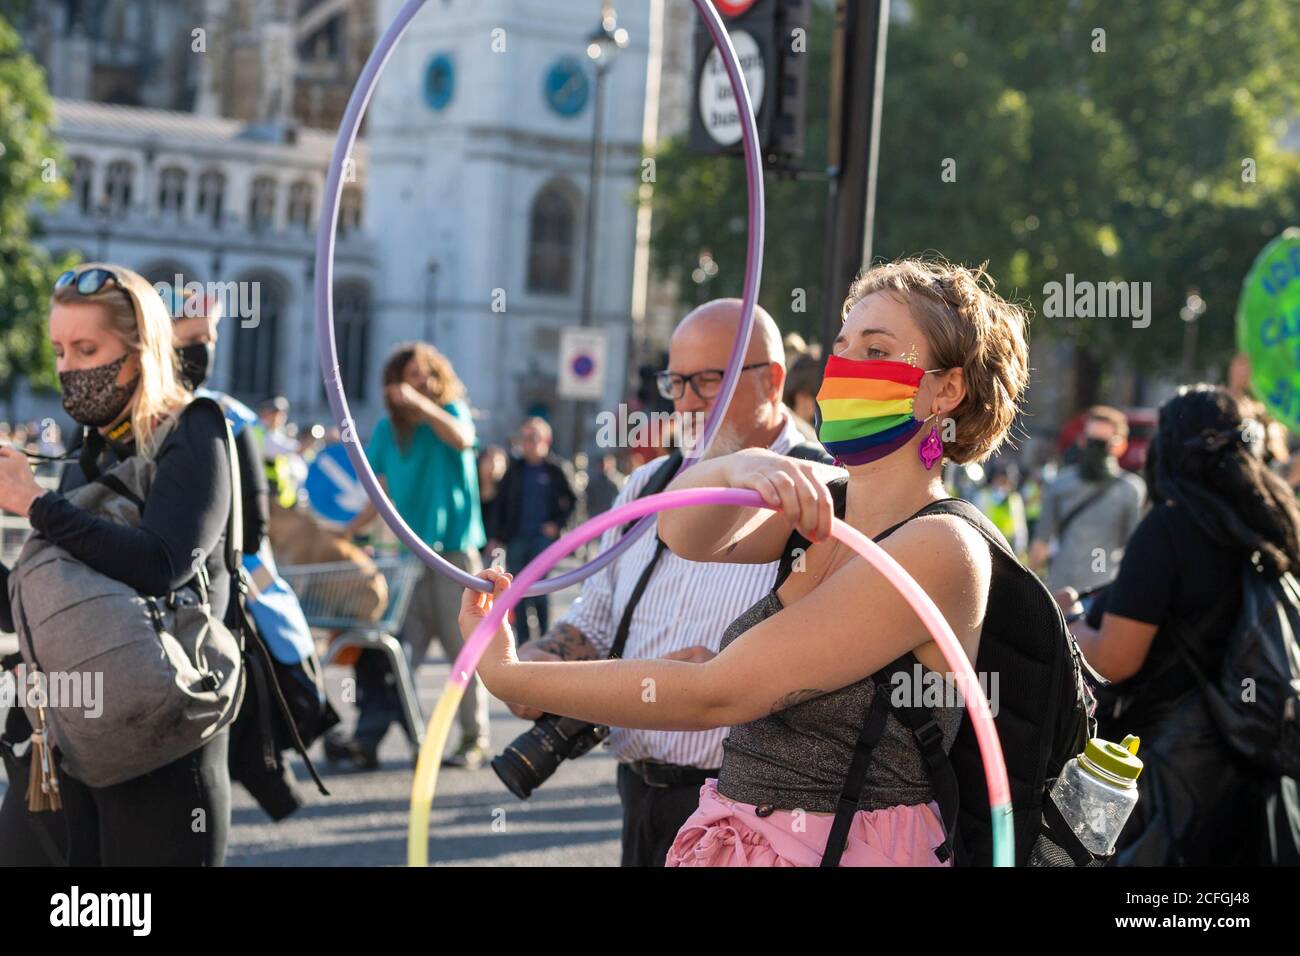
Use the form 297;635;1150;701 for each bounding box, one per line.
1057;475;1120;540
608;440;834;661
607;449;684;660
610;539;667;661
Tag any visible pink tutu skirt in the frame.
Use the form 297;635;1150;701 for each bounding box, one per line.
665;779;951;867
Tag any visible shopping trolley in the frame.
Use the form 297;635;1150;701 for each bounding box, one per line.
278;555;426;748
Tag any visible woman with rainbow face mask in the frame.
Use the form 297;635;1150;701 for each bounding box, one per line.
459;258;1033;866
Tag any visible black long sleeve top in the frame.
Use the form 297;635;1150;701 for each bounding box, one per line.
0;401;234;632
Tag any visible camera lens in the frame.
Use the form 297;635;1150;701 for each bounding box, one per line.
490;716;610;799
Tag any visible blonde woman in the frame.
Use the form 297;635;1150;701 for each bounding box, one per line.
0;264;236;866
460;259;1034;866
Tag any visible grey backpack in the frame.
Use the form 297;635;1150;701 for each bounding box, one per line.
8;398;245;788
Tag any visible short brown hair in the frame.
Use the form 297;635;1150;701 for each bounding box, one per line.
841;257;1030;463
1085;405;1129;441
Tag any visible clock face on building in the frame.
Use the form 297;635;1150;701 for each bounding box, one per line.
544;57;590;117
424;53;454;111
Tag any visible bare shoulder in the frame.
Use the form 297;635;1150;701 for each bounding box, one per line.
876;511;992;590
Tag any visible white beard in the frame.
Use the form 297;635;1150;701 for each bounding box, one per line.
699;422;746;460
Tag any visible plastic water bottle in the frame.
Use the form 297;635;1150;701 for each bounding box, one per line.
1048;734;1143;856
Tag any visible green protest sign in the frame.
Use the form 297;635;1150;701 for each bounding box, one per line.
1238;229;1300;434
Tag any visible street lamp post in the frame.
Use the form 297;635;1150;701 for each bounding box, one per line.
571;5;628;458
1180;291;1206;379
424;259;440;344
579;7;628;329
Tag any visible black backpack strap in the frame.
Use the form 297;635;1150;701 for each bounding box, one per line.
186;396;242;576
236;596;330;796
1037;791;1102;866
820;653;959;867
820;667;896;867
94;472;146;511
1056;476;1121;541
603;450;681;658
785;441;836;465
618;451;682;538
609;539;668;660
887;676;960;863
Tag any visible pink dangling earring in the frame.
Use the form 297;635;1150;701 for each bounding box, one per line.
919;415;943;470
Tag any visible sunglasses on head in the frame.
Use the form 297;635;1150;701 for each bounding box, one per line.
54;267;122;297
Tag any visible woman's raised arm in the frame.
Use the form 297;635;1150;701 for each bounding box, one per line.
469;516;986;730
657;447;843;564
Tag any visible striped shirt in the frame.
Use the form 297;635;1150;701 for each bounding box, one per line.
558;411;807;768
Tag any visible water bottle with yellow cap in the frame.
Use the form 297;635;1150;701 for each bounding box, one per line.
1048;734;1143;856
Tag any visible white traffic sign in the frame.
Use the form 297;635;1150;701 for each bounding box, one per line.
698;29;765;147
558;326;609;401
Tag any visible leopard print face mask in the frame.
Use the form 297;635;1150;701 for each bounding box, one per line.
59;353;140;427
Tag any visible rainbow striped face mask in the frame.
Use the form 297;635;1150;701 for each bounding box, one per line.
816;353;943;466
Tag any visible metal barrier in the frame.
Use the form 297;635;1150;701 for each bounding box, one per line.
278;555;426;748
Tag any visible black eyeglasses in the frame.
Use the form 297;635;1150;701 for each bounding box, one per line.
54;267;122;297
656;362;771;401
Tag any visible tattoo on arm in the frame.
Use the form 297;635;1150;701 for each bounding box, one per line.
770;688;825;715
533;622;600;661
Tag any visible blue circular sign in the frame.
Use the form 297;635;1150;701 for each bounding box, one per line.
424;53;455;111
572;354;595;377
305;442;368;525
544;57;590;116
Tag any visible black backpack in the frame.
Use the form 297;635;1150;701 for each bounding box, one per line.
804;483;1100;867
1172;560;1300;779
226;592;339;820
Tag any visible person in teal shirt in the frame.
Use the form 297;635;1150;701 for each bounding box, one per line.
339;343;489;770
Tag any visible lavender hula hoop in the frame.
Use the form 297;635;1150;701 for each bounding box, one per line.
314;0;766;594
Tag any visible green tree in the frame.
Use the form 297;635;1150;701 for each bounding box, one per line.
0;14;75;407
648;1;834;343
648;0;1300;404
875;0;1300;402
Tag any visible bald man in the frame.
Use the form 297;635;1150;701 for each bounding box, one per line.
504;299;835;866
